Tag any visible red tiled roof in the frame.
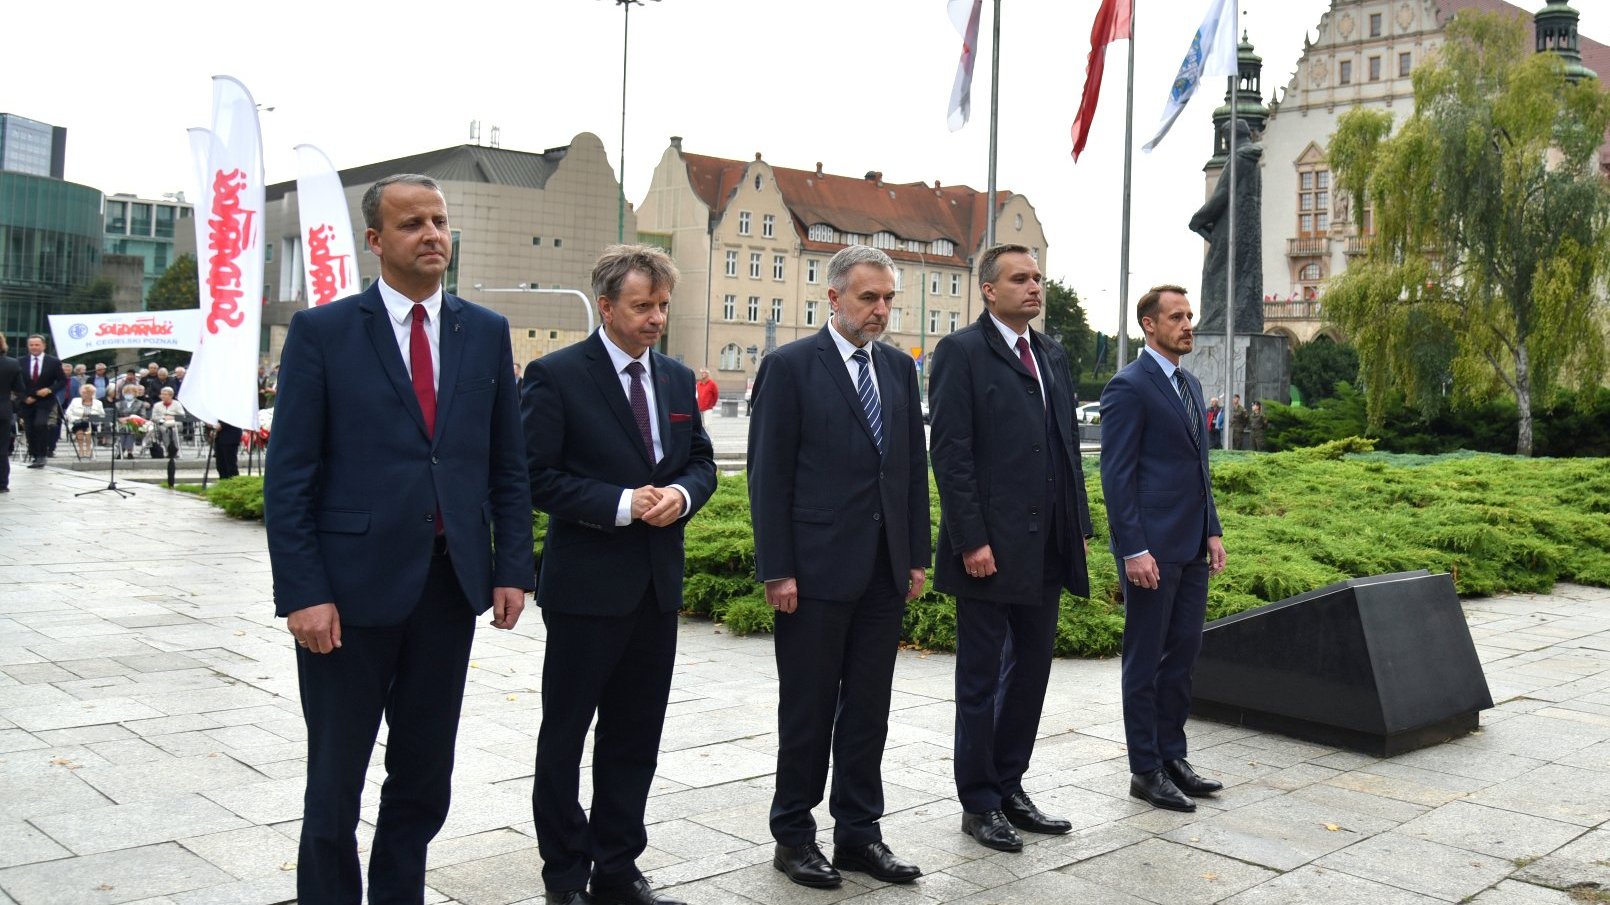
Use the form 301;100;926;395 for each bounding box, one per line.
678;151;1014;266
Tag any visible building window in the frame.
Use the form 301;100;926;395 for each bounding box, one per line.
265;242;275;263
1369;12;1382;37
906;239;925;253
872;231;897;250
929;272;941;294
130;203;152;236
950;273;961;295
747;295;760;322
932;238;955;256
1369;56;1382;81
771;298;784;323
808;223;833;242
750;253;762;279
762;214;775;238
106;200;126;234
550;330;560;340
528;329;537;338
773;254;785;281
805;300;819;326
1299;166;1330;237
949;311;960;332
155;206;176;239
532;236;543;246
893;267;905;291
843;233;864;246
738;211;752;235
1339;60;1352;85
553;238;562;248
929;309;941;333
1031;247;1040;261
807;259;819;283
725;250;738;277
1300;263;1321;281
890;308;903;331
720;343;743;371
1399;52;1412;77
723;294;736;320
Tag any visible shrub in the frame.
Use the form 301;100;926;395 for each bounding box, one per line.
206;476;265;520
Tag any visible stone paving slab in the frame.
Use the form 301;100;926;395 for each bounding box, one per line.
1;467;1608;904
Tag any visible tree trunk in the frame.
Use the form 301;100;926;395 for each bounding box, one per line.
1515;343;1534;457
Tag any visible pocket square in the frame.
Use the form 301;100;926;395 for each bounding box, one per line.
670;412;692;423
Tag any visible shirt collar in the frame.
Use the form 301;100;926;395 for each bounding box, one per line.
988;311;1031;352
377;277;443;326
826;321;872;364
598;328;652;374
1142;344;1179;381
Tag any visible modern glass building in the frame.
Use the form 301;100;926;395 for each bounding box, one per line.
0;113;67;180
0;170;103;346
104;193;192;300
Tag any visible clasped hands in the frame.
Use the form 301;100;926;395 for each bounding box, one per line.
631;484;685;527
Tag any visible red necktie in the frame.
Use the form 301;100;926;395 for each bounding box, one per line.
410;304;436;437
31;357;40;382
1016;337;1044;408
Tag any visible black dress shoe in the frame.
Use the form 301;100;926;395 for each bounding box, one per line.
1130;769;1196;812
773;841;841;889
545;890;593;905
590;879;685;905
960;809;1024;852
832;840;921;883
1002;791;1073;835
27;461;44;469
1165;759;1222;796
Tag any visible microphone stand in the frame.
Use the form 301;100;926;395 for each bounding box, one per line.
76;413;134;499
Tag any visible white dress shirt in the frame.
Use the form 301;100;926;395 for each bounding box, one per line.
826;320;880;399
597;329;692;526
989;312;1044;403
377;278;442;392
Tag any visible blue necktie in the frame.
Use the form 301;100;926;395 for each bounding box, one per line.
1176;370;1201;448
851;348;885;454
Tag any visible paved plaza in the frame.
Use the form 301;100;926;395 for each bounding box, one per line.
1;463;1607;904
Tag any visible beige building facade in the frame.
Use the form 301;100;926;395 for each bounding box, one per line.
637;138;1047;394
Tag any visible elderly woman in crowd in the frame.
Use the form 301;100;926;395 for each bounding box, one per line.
147;386;186;458
65;384;104;458
112;384;147;459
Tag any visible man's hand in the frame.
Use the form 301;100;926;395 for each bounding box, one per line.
35;388;51;398
766;577;799;614
906;568;927;601
962;544;997;579
1207;536;1227;576
1124;552;1161;590
630;485;661;520
641;487;685;527
490;587;525;630
288;603;342;654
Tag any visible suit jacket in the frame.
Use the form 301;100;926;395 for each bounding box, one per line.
0;354;22;428
747;328;931;601
264;284;535;625
19;353;66;421
1099;350;1223;563
930;312;1094;603
523;331;716;617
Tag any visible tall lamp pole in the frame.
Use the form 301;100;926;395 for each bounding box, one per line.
611;0;660;244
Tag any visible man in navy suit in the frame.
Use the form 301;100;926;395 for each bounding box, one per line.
264;174;535;904
747;245;930;889
17;335;67;468
522;245;716;905
1100;284;1227;813
930;244;1094;853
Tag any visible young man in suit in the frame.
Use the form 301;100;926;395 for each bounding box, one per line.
18;335;66;468
930;244;1094;853
264;174;535;904
1100;284;1228;813
747;245;931;889
0;334;23;491
523;245;717;905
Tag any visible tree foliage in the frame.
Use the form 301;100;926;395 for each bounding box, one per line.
147;253;200;312
1326;13;1610;455
62;278;116;316
1043;278;1092;375
1289;337;1360;404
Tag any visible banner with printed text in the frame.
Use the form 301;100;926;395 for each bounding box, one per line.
294;144;359;307
47;310;204;359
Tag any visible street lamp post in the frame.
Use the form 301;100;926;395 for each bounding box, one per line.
474;283;596;334
916;248;928;403
609;0;660;245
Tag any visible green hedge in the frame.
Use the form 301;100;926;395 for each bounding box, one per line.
207;443;1610;656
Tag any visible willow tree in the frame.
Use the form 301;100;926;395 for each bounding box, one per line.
1326;12;1610;456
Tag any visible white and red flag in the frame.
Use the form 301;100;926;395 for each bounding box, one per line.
294;144;358;308
179;75;265;431
946;0;984;131
1070;0;1133;161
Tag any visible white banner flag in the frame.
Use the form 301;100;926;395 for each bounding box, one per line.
946;0;984;132
294;144;359;307
48;310;204;359
1143;0;1239;152
179;75;265;430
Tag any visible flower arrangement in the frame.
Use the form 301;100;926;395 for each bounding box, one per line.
124;415;149;437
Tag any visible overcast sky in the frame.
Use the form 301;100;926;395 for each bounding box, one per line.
6;0;1604;334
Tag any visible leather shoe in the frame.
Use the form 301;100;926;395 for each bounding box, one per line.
832;840;921;883
1002;790;1072;835
590;878;685;905
1165;759;1222;796
961;809;1024;852
773;841;841;889
27;461;43;469
1130;769;1196;812
545;891;593;905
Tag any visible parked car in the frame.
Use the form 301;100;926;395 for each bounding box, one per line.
1076;401;1102;424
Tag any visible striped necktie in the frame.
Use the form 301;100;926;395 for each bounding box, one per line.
851;348;885;454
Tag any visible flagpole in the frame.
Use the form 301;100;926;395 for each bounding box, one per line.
1223;8;1238;450
1117;0;1136;368
985;0;1001;250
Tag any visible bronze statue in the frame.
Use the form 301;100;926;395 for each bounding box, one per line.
1190;120;1264;334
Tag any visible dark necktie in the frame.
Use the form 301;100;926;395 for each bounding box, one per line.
1015;337;1044;408
410;304;436;437
625;361;655;462
32;357;40;382
851;348;885;454
1176;370;1201;446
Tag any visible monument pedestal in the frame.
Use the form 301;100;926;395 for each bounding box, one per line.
1187;333;1289;407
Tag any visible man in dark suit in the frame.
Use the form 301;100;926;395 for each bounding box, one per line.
264;173;535;904
747;246;930;889
18;335;66;468
522;244;716;905
1100;284;1227;813
0;334;23;491
930;244;1094;853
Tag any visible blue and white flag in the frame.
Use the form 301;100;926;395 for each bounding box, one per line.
1143;0;1239;152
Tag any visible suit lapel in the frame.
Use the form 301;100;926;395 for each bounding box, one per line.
978;312;1036;381
1036;333;1074;444
870;343;903;454
430;295;465;446
360;288;429;440
585;333;655;468
1141;353;1198;448
815;327;879;452
650;350;674;470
